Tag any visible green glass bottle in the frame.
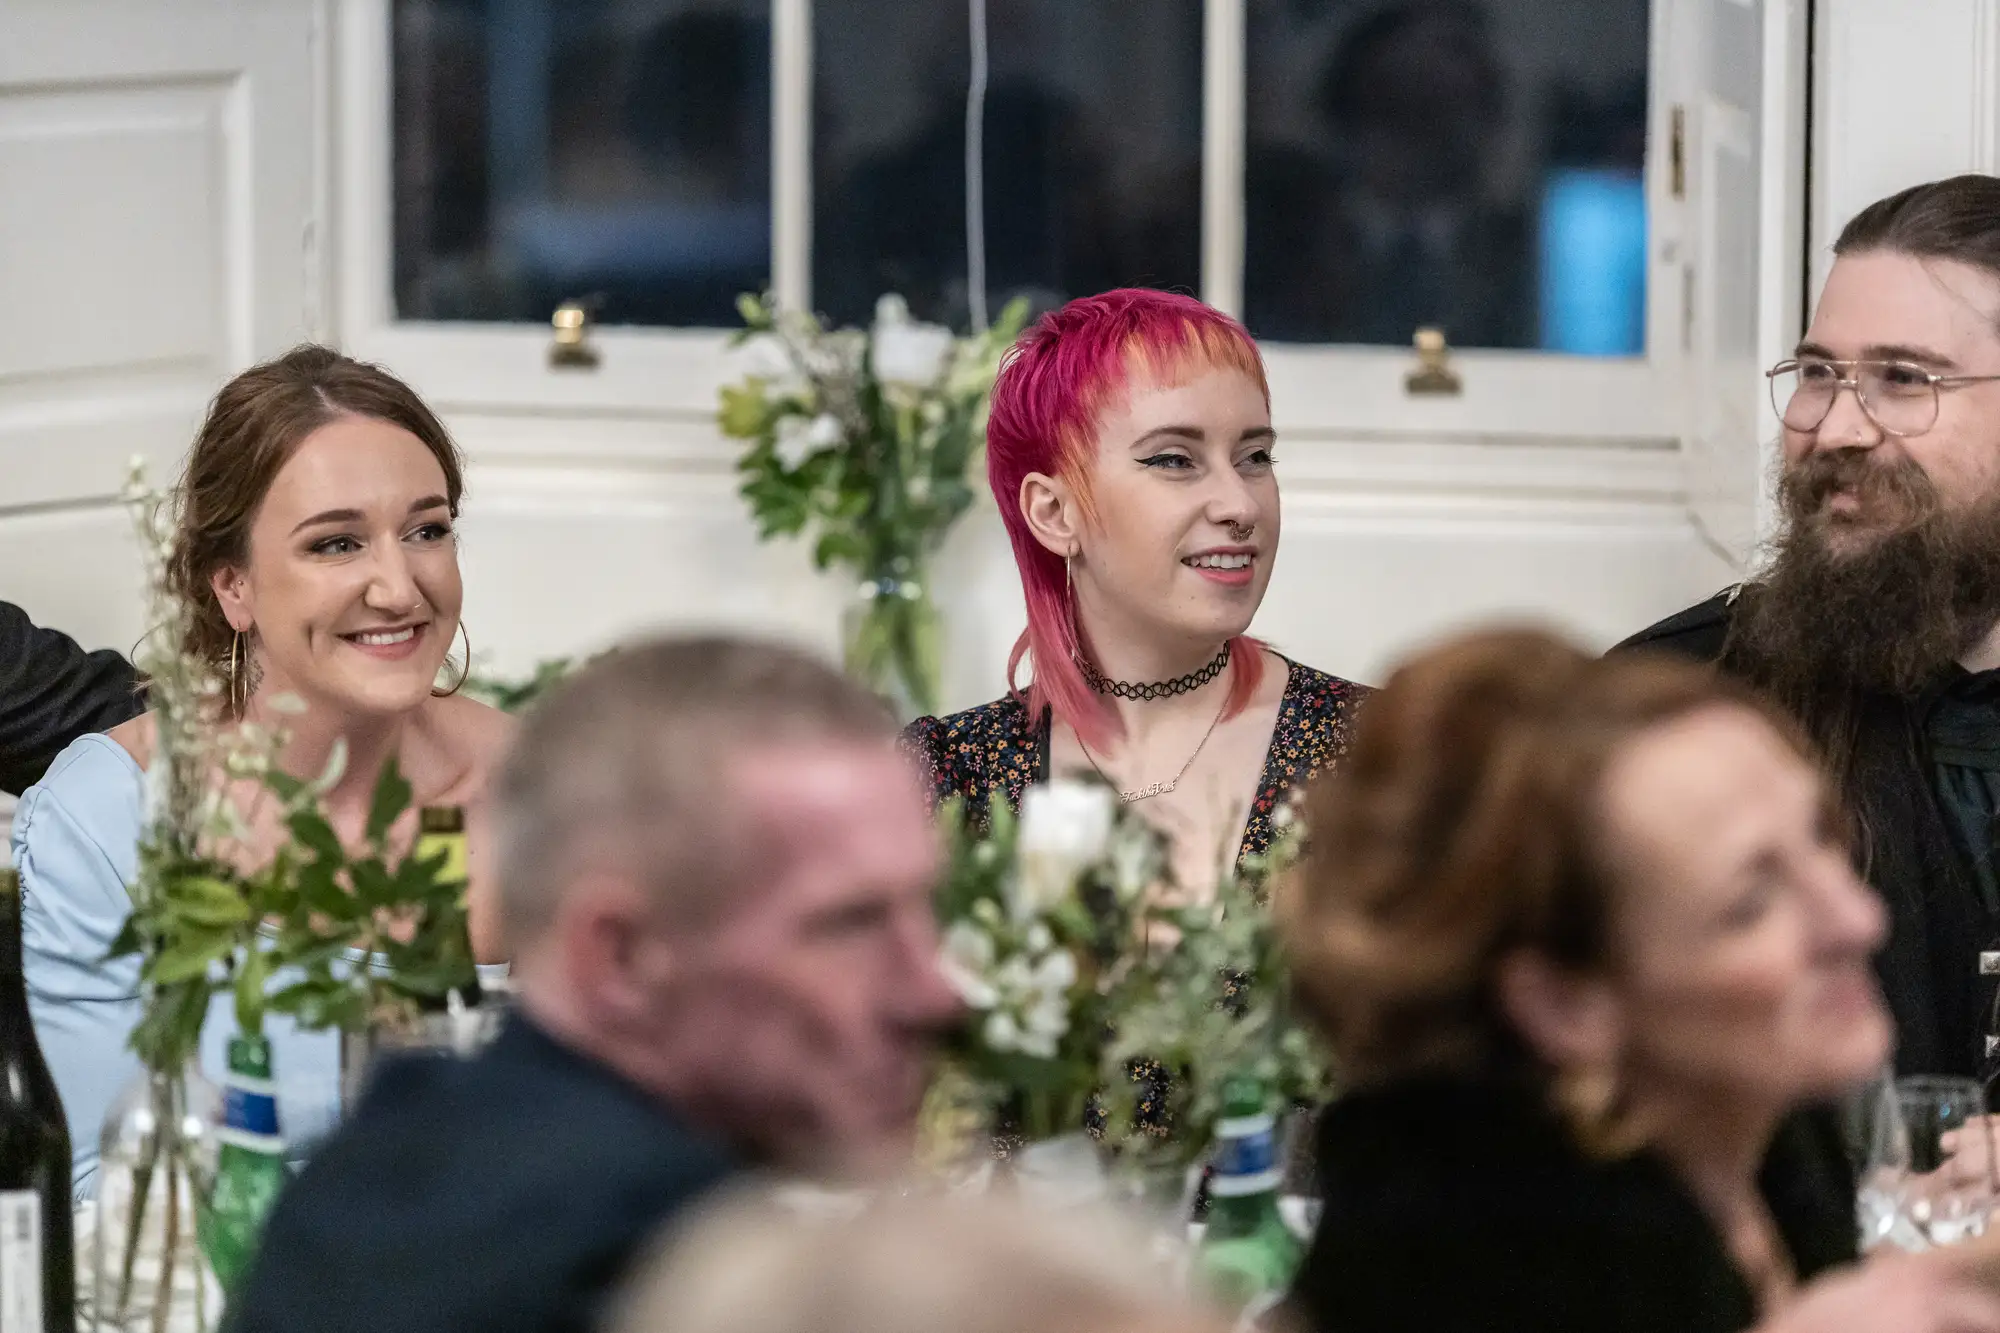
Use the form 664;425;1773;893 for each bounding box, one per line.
197;1032;288;1296
0;867;74;1332
1196;1076;1301;1322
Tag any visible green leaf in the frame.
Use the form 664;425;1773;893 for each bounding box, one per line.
105;914;145;961
287;807;342;863
233;945;270;1036
145;931;232;985
365;758;413;849
349;859;397;909
735;291;773;330
163;874;252;927
719;383;772;438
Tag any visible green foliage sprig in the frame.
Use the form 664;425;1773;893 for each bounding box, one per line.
721;292;1027;578
925;780;1331;1171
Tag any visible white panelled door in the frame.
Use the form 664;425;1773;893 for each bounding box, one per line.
0;0;321;654
1666;0;1791;570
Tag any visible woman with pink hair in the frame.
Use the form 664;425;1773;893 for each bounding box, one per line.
903;289;1367;885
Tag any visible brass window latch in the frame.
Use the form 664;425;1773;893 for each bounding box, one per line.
549;298;601;369
1404;327;1462;396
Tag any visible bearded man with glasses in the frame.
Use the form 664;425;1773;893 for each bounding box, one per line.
1623;174;2000;1087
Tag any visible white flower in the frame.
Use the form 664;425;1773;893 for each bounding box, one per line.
806;413;843;449
1011;780;1115;920
730;333;796;382
985;1009;1027;1054
1108;822;1163;905
774;416;816;470
975;937;1078;1060
939;922;999;1009
871;294;955;388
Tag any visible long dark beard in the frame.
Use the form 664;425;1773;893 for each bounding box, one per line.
1727;450;2000;737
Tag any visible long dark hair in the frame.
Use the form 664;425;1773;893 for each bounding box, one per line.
1722;174;2000;790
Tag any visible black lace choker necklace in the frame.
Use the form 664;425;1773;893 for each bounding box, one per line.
1079;645;1231;700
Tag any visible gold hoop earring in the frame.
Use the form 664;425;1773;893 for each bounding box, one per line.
432;620;472;698
1553;1063;1645;1160
228;630;247;718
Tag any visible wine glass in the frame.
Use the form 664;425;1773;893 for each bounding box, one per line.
1854;1075;2000;1251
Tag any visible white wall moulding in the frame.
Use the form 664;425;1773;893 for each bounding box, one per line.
443;411;1729;709
1811;0;2000;298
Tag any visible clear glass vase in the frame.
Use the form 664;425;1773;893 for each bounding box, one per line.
841;570;942;720
89;1067;223;1332
1009;1132;1108;1209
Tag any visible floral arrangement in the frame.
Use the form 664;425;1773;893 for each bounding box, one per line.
923;777;1331;1176
719;293;1028;717
103;462;477;1328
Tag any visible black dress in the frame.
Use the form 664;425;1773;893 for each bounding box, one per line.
900;657;1370;862
1289;1075;1860;1333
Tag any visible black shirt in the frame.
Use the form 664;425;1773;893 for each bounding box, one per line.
1927;669;2000;915
228;1015;739;1333
0;601;139;796
1290;1077;1857;1333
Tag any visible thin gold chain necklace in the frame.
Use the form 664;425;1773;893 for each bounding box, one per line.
1077;691;1230;803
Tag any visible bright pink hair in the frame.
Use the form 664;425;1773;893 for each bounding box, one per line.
986;288;1270;749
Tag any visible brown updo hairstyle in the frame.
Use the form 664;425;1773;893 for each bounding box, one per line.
1283;626;1825;1091
166;346;466;713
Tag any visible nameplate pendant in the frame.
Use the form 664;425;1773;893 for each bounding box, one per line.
1120;780;1176;804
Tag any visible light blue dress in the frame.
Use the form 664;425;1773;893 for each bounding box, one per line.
10;734;479;1202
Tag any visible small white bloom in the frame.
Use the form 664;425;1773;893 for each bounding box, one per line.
1011;780;1115;919
1024;922;1053;954
730;333;796;383
871;296;955;388
938;922;999;1009
1108;825;1161;905
1030;948;1078;994
774;416;817;470
806;413;844;449
875;293;912;327
985;1009;1026;1054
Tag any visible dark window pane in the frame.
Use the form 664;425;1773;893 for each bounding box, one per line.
393;0;771;327
813;0;1202;331
1244;0;1650;353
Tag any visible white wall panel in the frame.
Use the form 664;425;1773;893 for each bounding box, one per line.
443;414;1733;711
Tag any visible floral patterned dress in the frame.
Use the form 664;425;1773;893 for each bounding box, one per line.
901;658;1370;863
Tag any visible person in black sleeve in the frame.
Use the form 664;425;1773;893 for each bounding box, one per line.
1621;175;2000;1087
227;636;963;1333
0;601;138;796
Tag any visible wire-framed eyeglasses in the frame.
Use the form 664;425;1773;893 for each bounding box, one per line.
1767;357;2000;438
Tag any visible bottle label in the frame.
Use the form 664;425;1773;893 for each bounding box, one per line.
219;1071;284;1154
1211;1112;1277;1185
0;1189;41;1333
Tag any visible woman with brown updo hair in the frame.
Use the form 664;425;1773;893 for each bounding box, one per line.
10;346;513;1200
1282;628;2000;1333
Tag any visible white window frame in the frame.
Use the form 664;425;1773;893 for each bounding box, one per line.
333;0;1781;444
